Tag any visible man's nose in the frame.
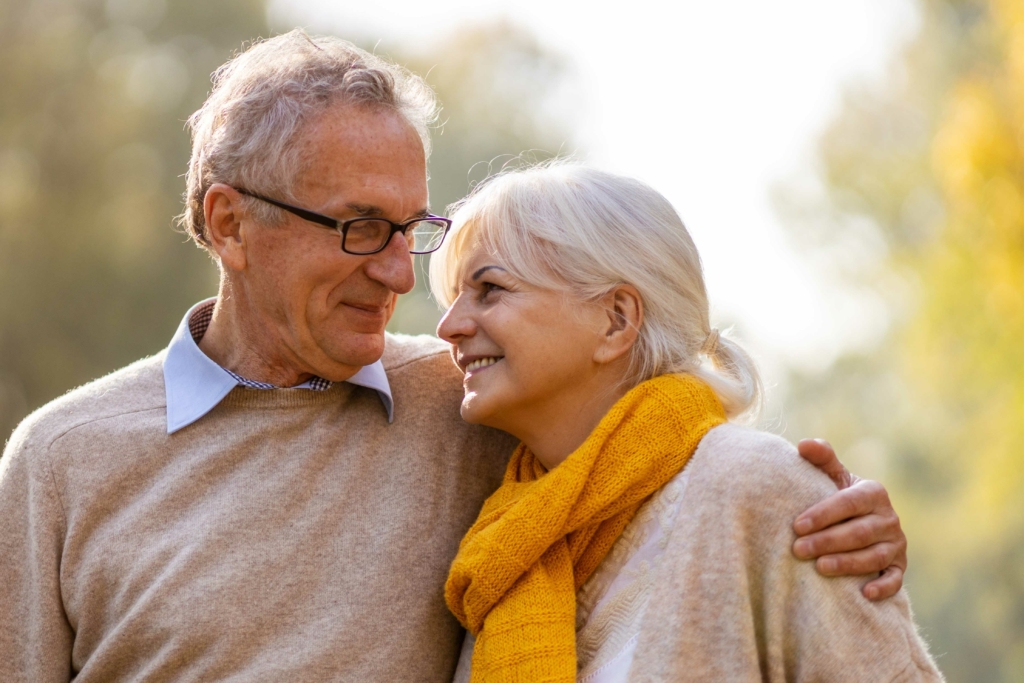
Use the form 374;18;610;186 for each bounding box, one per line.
365;232;416;294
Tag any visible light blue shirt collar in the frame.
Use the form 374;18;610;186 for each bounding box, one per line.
163;299;394;434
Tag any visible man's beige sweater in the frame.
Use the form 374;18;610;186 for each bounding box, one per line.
0;333;516;682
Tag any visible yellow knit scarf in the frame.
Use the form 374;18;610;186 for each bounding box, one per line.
444;373;726;683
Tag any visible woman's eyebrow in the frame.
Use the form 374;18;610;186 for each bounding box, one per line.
472;265;507;281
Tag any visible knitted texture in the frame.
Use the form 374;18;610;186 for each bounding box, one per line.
444;374;726;683
0;333;518;682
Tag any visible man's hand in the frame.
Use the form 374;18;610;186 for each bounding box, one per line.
792;438;907;601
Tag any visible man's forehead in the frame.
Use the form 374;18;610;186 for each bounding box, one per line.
293;102;422;160
293;112;430;217
302;104;425;163
311;169;428;203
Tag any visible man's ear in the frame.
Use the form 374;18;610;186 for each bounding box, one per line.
593;284;643;365
204;183;249;272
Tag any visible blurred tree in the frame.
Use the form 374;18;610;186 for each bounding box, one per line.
0;0;270;439
383;22;576;334
0;10;574;440
782;0;1024;680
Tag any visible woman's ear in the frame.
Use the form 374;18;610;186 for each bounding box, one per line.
593;284;643;365
204;183;249;272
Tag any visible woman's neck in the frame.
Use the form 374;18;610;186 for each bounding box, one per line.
515;372;633;471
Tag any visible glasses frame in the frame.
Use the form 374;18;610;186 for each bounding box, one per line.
234;188;452;255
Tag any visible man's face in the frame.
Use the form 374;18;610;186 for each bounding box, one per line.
240;104;427;379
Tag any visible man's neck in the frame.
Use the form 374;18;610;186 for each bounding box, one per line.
197;298;315;388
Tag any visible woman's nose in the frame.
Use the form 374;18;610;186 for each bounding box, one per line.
437;295;476;343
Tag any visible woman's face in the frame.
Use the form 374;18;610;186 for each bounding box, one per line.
435;240;610;438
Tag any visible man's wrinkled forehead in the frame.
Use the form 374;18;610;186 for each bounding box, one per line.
291;104;429;216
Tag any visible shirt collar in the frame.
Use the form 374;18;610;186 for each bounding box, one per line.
163;298;394;434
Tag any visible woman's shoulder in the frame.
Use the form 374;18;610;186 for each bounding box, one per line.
684;423;837;517
693;422;802;470
634;424;946;682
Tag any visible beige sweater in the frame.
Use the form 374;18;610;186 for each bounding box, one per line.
629;424;944;682
0;333;516;682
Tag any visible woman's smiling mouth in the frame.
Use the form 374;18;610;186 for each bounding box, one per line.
465;356;504;373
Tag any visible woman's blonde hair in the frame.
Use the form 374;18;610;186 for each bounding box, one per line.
428;161;762;418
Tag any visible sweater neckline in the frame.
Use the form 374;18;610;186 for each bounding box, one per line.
219;382;356;409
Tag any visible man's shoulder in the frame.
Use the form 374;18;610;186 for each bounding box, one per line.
380;332;464;414
382;332;456;376
6;354;166;455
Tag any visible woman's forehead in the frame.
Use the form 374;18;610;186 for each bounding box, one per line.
456;237;501;279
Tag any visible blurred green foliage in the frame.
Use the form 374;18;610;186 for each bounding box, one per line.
9;0;1014;678
783;0;1024;680
0;0;570;440
386;23;573;335
0;0;268;438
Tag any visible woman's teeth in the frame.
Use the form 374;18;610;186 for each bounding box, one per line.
466;357;502;372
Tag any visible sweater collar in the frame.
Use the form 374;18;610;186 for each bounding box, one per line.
162;298;394;434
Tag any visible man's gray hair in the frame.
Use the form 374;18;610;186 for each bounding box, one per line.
180;29;438;249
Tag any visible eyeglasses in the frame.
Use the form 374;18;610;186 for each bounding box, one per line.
235;188;452;255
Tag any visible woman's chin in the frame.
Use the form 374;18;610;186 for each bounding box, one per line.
459;398;485;425
459;393;502;428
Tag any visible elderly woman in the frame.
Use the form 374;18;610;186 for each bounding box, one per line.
431;163;943;682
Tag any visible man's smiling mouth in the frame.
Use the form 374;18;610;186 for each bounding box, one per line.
342;301;388;313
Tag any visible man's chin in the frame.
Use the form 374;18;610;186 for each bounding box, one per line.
316;330;387;376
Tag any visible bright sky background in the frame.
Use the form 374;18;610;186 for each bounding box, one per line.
271;0;918;383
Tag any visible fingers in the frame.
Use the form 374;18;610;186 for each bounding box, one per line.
862;566;905;600
793;511;901;559
794;479;889;536
797;438;854;489
789;467;909;600
814;542;900;577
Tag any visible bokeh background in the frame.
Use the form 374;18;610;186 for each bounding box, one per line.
1;0;1021;678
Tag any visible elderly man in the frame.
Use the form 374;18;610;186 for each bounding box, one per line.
0;30;907;681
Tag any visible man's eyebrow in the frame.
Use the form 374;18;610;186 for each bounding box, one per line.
472;265;507;281
344;203;431;220
344;203;383;216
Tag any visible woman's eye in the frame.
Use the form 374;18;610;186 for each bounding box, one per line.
480;282;505;297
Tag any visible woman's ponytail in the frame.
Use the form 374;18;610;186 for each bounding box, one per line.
690;329;762;419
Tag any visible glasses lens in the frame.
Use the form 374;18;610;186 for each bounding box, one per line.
343;219;391;254
408;219;449;254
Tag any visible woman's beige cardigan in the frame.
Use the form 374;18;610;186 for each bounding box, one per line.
628;423;943;682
